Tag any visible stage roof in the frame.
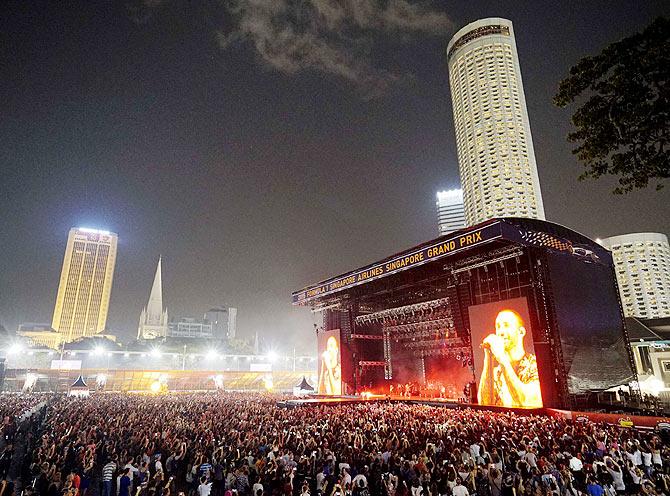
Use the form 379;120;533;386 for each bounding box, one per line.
293;218;609;306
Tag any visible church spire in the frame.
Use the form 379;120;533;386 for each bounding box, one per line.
146;256;163;323
137;257;168;340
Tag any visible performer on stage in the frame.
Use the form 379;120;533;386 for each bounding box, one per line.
477;309;542;407
318;336;342;395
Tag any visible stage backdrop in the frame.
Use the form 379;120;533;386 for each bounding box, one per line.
468;297;544;408
317;329;342;395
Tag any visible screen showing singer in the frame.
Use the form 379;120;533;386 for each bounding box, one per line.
469;298;542;408
317;331;342;395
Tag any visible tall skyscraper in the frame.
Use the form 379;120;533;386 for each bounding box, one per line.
447;18;545;225
205;307;237;340
137;257;168;339
51;227;118;342
436;189;466;236
599;233;670;319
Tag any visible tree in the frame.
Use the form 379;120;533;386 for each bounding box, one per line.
553;17;669;194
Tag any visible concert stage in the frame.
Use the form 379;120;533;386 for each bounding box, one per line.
293;218;637;411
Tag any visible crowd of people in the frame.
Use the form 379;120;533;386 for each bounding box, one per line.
0;393;45;424
1;393;49;496
1;392;669;496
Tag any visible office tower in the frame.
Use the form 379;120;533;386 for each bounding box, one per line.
137;257;168;339
51;228;118;342
447;18;545;225
228;307;237;339
599;233;670;319
436;189;466;236
204;307;237;340
167;317;214;339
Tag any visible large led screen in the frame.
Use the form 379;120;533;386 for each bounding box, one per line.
317;329;342;395
468;297;543;408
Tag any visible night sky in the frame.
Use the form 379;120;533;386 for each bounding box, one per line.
1;1;668;351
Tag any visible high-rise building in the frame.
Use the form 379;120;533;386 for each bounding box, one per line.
447;18;545;225
167;317;214;339
137;257;168;339
51;228;118;343
204;307;237;340
599;233;670;319
436;189;466;236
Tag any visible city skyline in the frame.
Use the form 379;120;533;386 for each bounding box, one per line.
0;2;668;349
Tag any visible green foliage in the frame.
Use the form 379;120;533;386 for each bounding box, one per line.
553;17;669;194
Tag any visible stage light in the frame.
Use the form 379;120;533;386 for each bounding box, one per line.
7;343;23;355
92;346;104;356
96;374;107;387
267;351;278;363
643;377;664;396
150;381;161;393
78;227;111;235
23;373;39;392
150;348;162;358
213;374;224;390
124;353;130;358
206;350;219;360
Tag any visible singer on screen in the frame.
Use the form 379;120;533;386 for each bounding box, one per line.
318;336;342;395
477;309;542;407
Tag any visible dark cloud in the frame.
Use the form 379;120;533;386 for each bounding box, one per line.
217;0;452;97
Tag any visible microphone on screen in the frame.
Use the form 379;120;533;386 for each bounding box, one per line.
480;335;494;350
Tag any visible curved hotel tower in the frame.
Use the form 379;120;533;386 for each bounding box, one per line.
599;233;670;319
447;18;545;225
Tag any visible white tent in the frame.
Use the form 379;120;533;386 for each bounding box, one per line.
68;375;90;397
293;376;315;397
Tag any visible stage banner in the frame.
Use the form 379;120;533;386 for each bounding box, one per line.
317;329;342;395
468;297;543;408
50;360;82;370
293;221;502;304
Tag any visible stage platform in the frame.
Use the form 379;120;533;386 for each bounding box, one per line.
277;394;543;415
277;395;670;431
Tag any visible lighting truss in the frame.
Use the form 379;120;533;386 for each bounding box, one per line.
449;247;524;274
351;334;384;340
404;337;464;349
355;297;451;325
419;346;472;358
310;302;341;313
383;317;454;336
